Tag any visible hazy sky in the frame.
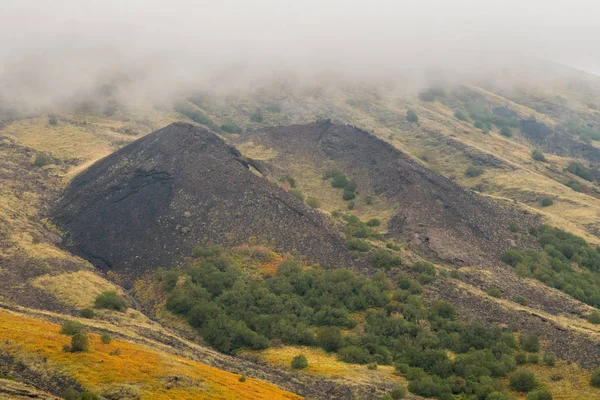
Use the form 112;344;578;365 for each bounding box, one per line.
1;0;600;109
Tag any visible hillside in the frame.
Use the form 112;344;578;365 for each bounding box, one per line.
2;64;600;399
52;122;358;285
233;120;539;265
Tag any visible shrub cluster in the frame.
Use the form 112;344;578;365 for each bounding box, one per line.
501;225;600;307
323;169;357;201
220;122;243;134
466;103;519;133
163;246;552;399
174;103;218;130
566;162;596;182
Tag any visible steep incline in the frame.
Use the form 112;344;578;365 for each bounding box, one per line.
235;120;540;264
53;123;356;284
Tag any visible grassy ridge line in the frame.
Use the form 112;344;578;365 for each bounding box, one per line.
0;308;301;400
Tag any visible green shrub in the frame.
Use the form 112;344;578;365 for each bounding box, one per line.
347;201;355;210
289;188;304;200
430;301;456;319
174;103;216;129
331;173;349;189
33;153;53;168
539;198;553;207
527;354;539;364
386;242;401;251
191;245;226;258
542;353;556;366
390;386;406;399
509;369;537;392
454;110;468;121
509;222;520;233
239;375;247;382
591;367;600;387
70;332;89;352
306;197;321;209
418;86;446;102
48;115;58;125
337;346;372;364
406;110;419;123
366;218;381;227
101;332;112;344
566;180;582;192
94;291;128;311
291;354;308;369
371;250;402;269
347;238;371;252
587;311;600;324
501;250;525;267
220;122;242;134
566;162;595;182
412;261;435;275
488;288;502;298
532;150;546;162
250;111;263;123
465;166;484;177
60;320;85;335
526;389;553;400
515;353;527;365
365;195;374;205
343;189;356;201
62;387;80;400
500;126;512;137
515;296;529;305
80;308;95;319
487;393;517;400
520;334;540;352
317;327;342;352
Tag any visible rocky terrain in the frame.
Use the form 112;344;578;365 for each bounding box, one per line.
234;120;540;265
52;122;359;285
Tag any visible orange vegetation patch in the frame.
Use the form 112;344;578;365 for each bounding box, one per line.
0;310;301;400
230;245;284;275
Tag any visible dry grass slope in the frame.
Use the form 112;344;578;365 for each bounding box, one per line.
0;309;300;400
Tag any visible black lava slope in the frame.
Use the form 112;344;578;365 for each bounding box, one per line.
53;123;357;284
234;120;540;265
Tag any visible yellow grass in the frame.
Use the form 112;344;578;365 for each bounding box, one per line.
241;345;403;387
508;363;600;400
31;271;122;309
0;309;300;400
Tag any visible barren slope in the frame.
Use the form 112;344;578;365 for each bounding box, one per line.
234;120;540;265
53;122;358;285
